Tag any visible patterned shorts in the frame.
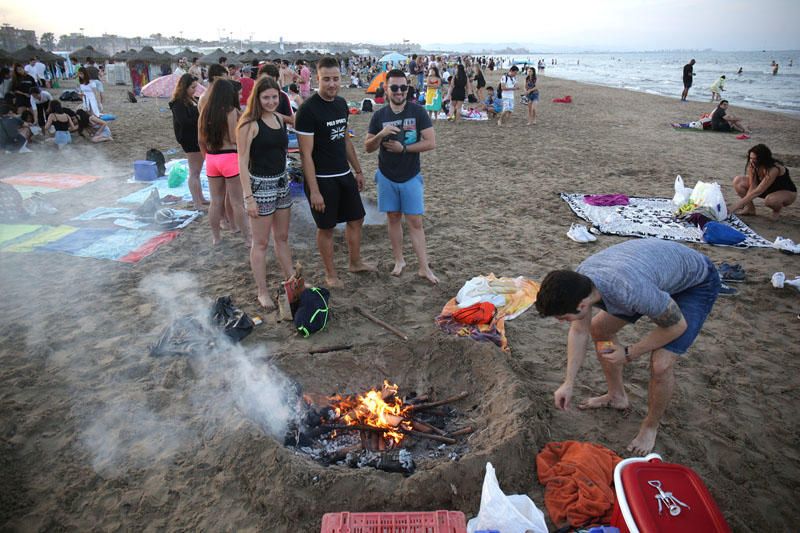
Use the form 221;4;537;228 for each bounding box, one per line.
250;171;292;216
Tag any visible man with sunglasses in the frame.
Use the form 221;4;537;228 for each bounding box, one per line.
365;69;438;284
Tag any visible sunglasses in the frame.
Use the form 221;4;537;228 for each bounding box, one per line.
389;84;408;93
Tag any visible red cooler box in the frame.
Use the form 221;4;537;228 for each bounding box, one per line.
610;453;731;533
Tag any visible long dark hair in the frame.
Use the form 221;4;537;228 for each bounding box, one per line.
75;109;93;134
199;79;236;151
526;68;537;85
455;64;467;84
77;67;89;85
11;63;26;88
47;100;63;114
746;144;782;176
171;74;198;105
428;66;440;79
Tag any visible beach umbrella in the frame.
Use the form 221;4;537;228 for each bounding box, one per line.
112;49;134;61
12;45;41;62
239;49;259;63
180;48;198;58
140;72;206;98
378;51;407;63
129;46;168;64
198;48;229;65
71;45;110;62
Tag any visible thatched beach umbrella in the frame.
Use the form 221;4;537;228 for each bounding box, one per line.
239;49;258;63
129;46;169;64
198;48;232;65
180;47;199;58
71;45;110;62
112;49;134;61
12;45;41;62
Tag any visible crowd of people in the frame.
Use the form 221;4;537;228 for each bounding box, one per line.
0;56;112;152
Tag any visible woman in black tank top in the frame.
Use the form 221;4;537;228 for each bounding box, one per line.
732;143;796;219
236;76;295;309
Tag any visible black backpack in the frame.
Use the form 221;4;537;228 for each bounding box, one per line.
127;91;138;103
59;90;82;102
146;148;166;176
361;99;373;112
294;287;330;337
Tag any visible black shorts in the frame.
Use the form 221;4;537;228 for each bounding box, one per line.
683;79;693;89
179;140;201;154
305;172;366;229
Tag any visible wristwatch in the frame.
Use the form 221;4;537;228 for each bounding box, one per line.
624;345;632;364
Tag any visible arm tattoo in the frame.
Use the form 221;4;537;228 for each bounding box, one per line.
652;299;684;328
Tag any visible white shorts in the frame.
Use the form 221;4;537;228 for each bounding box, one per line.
502;96;514;112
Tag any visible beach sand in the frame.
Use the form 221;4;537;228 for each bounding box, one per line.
1;75;799;532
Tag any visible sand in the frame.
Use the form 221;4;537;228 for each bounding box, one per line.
1;74;799;532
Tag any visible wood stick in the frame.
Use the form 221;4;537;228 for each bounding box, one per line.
308;344;353;354
408;392;469;412
322;424;456;445
411;419;448;436
448;426;475;437
353;306;408;340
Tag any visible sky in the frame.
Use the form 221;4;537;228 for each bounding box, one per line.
2;0;799;51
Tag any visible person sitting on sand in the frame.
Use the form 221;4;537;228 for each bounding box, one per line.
731;143;796;219
475;86;503;118
74;109;112;143
535;239;721;455
237;76;295;309
710;100;749;133
44;101;75;149
709;75;725;101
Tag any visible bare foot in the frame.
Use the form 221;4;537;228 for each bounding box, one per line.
257;293;275;310
578;393;630;410
768;209;781;221
391;259;406;277
627;424;658;455
418;267;439;285
325;276;344;288
220;219;230;231
212;236;221;246
526;121;532;126
737;206;756;216
348;261;377;273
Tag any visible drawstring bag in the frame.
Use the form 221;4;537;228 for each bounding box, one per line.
703;221;746;246
294;287;330;337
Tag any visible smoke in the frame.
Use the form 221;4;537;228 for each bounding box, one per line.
81;272;298;476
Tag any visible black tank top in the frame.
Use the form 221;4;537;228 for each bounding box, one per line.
249;117;288;176
53;116;71;131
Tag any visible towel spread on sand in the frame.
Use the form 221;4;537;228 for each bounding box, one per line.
0;173;102;199
561;193;773;248
536;441;622;528
583;194;629;207
36;227;179;262
435;274;539;351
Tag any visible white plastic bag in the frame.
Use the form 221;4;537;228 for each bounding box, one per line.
466;462;547;533
672;174;693;207
689;180;728;220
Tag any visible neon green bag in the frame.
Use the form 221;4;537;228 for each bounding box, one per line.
167;164;188;188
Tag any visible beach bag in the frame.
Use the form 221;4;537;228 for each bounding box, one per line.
59;90;81;102
360;98;373;112
211;296;255;342
294;287;330;337
127;90;137;103
672;174;693;207
453;302;496;325
467;93;477;103
703;222;746;246
146;148;166;177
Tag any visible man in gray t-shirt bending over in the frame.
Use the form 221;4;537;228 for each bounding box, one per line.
535;239;721;455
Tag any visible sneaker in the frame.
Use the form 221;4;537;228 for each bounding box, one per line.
577;225;597;242
718;263;746;283
18;145;32;153
719;282;738;296
567;224;589;243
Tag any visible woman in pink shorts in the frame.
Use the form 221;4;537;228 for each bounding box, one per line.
199;79;249;245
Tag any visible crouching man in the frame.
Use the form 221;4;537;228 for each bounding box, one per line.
534;239;720;454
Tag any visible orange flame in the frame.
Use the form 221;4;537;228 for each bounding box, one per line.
327;380;411;445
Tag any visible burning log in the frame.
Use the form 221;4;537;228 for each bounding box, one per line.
323;424;456;445
407;392;469;412
353;306;409;340
411;419;448;436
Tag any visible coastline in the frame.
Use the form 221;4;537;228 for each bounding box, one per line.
1;77;799;531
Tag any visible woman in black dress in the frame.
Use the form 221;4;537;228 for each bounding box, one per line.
473;63;486;102
448;63;471;122
169;74;208;209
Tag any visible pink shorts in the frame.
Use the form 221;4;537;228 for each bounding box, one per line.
205;150;239;178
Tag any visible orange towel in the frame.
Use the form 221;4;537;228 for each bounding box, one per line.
536;441;622;528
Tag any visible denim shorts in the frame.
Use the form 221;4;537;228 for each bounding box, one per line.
375;169;424;215
608;258;720;355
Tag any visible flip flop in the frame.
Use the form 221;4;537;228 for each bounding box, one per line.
736;134;751;140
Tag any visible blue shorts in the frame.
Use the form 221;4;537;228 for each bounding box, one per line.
605;258;720;355
375;169;424;215
527;91;540;102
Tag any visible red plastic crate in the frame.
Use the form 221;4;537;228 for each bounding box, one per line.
320;511;467;533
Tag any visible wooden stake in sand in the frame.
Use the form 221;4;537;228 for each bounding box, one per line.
353;306;408;340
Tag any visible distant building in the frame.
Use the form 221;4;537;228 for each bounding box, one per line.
1;24;37;52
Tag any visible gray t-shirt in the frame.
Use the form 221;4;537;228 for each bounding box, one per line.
576;239;710;319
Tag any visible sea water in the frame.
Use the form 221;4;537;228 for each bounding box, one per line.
505;50;800;116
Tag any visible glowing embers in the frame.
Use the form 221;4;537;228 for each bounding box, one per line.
286;381;472;474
